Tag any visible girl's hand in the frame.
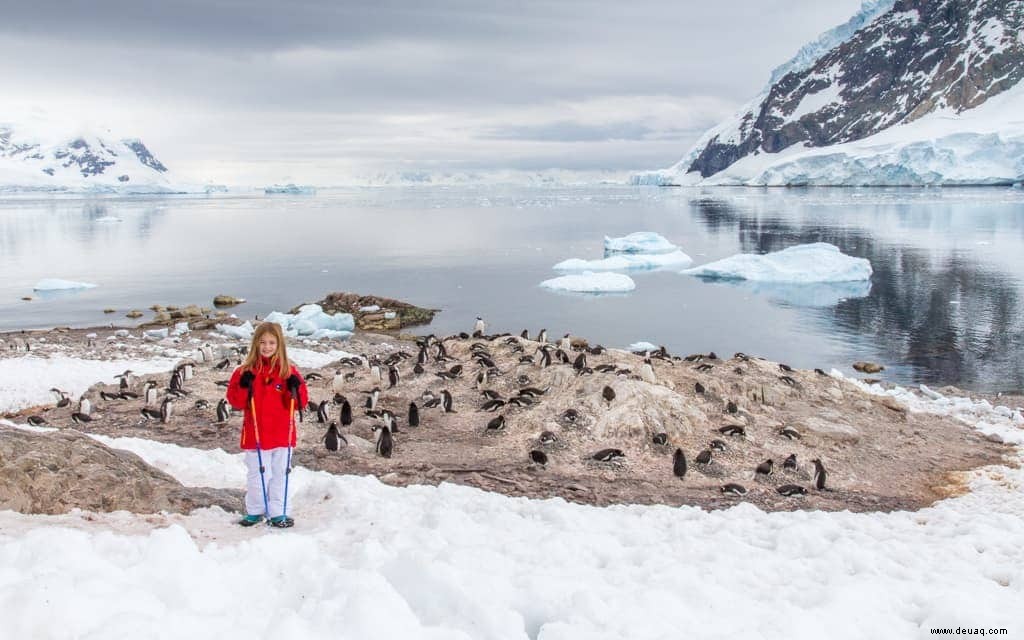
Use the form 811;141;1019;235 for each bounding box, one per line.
239;371;255;388
286;374;301;393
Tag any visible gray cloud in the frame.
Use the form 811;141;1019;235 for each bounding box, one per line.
0;0;866;182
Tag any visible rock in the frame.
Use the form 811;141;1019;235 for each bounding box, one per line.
0;427;241;515
149;304;164;312
213;295;246;307
853;361;885;374
125;310;143;318
802;416;860;444
103;308;116;314
346;434;375;453
874;396;907;414
21;297;32;301
291;292;438;330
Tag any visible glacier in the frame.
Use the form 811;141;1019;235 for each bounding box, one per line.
681;243;872;283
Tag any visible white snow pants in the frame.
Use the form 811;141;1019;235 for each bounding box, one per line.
244;447;291;518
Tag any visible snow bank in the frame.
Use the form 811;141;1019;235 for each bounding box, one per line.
288;347;361;369
603;232;678;255
264;304;354;340
32;278;97;291
553;250;693;272
682;243;872;283
539;272;636;293
0;354;179;413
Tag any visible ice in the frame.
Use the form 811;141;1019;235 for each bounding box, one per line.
701;279;873;307
264;183;317;195
603;232;678;255
214;321;254;340
553;250;693;272
32;278;97;291
263;304;354;340
539;271;636;293
172;322;190;336
94;216;121;223
628;341;659;352
142;328;169;340
359;305;381;312
682;243;872;283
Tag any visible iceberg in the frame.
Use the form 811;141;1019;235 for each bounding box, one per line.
683;243;871;283
33;279;98;291
263;304;355;340
553;250;693;272
683;243;872;283
540;271;636;293
603;232;678;255
628;341;660;353
264;183;317;195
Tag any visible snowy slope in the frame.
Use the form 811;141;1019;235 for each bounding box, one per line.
638;0;1024;186
0;117;201;194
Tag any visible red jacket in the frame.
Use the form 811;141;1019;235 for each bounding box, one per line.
227;357;308;450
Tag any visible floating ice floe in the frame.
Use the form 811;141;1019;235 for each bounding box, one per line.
554;249;693;272
682;242;872;283
540;271;636;293
703;279;873;307
603;231;678;255
264;183;316;195
32;279;98;291
263;304;354;340
628;341;659;353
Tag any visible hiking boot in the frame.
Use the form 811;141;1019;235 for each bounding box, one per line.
237;514;264;527
269;515;294;528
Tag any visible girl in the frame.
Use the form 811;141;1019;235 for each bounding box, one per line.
226;322;308;528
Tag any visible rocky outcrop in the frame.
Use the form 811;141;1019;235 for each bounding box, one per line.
686;0;1024;178
292;292;438;331
0;427;241;515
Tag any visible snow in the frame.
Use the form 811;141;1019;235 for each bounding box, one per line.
553;250;693;272
264;304;355;341
0;354;179;413
603;232;678;255
539;271;636;293
789;83;843;121
214;321;254;340
628;341;659;353
682;243;873;283
1;350;1024;638
288;347;361;370
33;278;97;291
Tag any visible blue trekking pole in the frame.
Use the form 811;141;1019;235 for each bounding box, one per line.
248;386;271;525
281;391;298;522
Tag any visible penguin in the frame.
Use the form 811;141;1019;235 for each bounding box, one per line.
160;398;174;424
332;370;346;394
518;386;549;397
364;387;380;411
811;458;828;490
555;349;571;364
537;329;547;343
520;329;529;339
535;347;552;368
435;341;450;361
814;368;827;376
725;400;738;414
306;372;324;381
216;398;230;423
194;399;210;410
594;364;617;373
529;450;548;466
408;402;420;427
26;415;47;426
481;389;503;400
538;430;558;445
214;358;231;370
755;459;774;477
51;388;70;408
779;375;798;387
652;432;668;446
475;370;488;389
373;425;393;458
777;484;807;497
141;407;162;420
695;449;713;465
779;426;801;440
720;483;747;496
447;364;463;377
78;397;91;416
602;386;616;405
340;400;353;426
480;399;506;412
779;363;793;372
322;422;344;451
486;415;506;431
672;448;687;478
169;370;183;392
474;316;486;336
573;352;587;372
639;359;656;384
413;363;425;375
70;412;92;423
118;391;139;400
694;382;706;395
441;389;455;413
718;425;745;437
370;365;382;382
381;410;399;434
507;396;533;408
783;453;798;470
561;408;579;423
388;365;400;389
695;363;713;372
316;400;330;423
559;334;571;351
182;363;194;381
709;439;727;452
144;381;158;405
592;448;625;462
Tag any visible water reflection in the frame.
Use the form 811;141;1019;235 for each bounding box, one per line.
690;195;1024;391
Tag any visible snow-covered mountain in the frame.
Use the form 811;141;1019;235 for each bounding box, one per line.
0;119;202;194
639;0;1024;186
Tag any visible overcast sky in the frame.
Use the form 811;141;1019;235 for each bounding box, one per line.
0;0;864;184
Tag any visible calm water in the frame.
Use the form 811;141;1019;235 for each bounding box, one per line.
2;186;1023;393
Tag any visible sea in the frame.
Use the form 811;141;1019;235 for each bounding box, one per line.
1;185;1022;393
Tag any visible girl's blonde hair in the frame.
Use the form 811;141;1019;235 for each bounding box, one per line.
241;322;292;379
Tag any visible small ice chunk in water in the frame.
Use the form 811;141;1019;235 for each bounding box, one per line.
33;279;98;291
553;250;693;271
603;232;678;255
540;271;636;293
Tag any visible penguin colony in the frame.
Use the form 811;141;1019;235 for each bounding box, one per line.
18;316;968;512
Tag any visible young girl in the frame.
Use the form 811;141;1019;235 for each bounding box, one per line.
226;322;308;528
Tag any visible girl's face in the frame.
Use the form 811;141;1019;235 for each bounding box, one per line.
258;334;278;358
